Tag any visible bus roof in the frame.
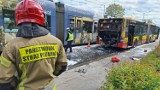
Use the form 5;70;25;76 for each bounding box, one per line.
65;5;94;19
99;17;138;21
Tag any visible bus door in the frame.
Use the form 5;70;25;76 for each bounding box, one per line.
82;17;94;43
92;21;98;42
74;17;83;44
128;23;135;46
139;25;143;44
142;24;148;44
56;3;65;43
146;24;151;43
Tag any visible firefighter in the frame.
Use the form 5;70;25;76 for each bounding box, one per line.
0;0;67;90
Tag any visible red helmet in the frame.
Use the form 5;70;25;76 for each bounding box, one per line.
15;0;45;26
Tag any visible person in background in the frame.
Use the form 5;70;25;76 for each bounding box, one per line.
65;28;74;53
0;0;67;90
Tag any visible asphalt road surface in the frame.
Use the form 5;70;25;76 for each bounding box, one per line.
55;39;159;90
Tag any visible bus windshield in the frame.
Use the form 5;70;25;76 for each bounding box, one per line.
99;19;123;31
3;9;18;33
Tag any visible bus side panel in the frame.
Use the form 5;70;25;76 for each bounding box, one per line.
118;19;128;48
64;6;74;45
142;35;147;44
36;0;57;37
51;10;56;37
64;5;94;45
56;3;65;44
141;24;148;44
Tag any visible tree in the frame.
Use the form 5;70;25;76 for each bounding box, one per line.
0;0;18;10
105;4;125;18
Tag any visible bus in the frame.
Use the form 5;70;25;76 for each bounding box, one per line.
18;0;97;45
0;8;17;53
0;0;97;53
98;18;160;48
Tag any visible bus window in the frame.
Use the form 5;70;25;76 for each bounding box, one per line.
3;9;18;33
150;25;155;35
83;21;93;33
46;15;51;32
69;19;74;31
143;25;148;35
99;19;122;31
134;25;140;36
77;20;81;33
155;28;159;34
125;26;128;37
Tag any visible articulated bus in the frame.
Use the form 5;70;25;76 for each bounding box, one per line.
98;18;160;48
0;0;97;52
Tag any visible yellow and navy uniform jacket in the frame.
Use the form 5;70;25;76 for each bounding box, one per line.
66;32;74;41
0;34;67;90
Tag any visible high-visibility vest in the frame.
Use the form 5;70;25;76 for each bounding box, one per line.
67;33;74;41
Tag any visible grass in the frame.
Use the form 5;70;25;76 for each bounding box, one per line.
141;47;160;72
100;45;160;90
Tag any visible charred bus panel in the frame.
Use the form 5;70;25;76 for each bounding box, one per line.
98;18;123;47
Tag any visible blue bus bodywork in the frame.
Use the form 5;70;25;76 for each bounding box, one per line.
15;0;96;45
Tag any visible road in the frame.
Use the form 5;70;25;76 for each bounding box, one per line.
54;40;159;90
66;44;120;69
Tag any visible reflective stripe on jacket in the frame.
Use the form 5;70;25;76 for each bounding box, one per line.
67;33;74;41
0;34;67;90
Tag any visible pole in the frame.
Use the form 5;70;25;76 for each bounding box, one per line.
143;13;145;20
104;5;105;15
114;0;116;17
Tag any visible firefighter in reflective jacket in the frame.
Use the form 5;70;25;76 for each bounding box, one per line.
0;0;67;90
65;28;74;53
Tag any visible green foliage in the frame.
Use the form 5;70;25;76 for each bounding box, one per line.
0;0;18;10
106;4;125;18
100;62;160;90
141;50;160;72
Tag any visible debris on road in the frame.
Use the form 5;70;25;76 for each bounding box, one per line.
129;56;141;61
75;68;87;74
111;56;120;62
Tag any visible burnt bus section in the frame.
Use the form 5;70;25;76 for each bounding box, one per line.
99;31;121;47
98;19;122;47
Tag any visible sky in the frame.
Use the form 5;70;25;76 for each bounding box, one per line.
54;0;160;26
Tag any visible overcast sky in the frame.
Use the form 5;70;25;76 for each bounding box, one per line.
54;0;160;26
